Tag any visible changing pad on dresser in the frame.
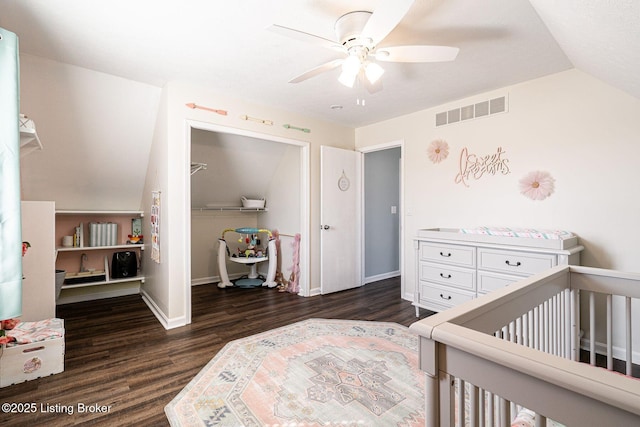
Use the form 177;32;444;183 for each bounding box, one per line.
459;226;574;240
416;227;578;250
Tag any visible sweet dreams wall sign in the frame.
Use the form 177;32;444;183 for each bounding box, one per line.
427;139;555;201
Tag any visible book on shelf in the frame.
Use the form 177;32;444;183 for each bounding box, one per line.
73;223;84;247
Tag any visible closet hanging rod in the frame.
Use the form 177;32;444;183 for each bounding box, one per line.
191;162;207;175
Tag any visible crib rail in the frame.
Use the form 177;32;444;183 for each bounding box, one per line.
411;265;640;426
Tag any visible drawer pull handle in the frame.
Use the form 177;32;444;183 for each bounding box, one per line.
440;252;452;257
440;294;452;300
505;260;522;267
440;273;452;279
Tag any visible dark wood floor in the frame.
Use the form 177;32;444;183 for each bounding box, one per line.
0;278;432;426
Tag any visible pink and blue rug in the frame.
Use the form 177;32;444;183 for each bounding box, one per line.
165;318;425;426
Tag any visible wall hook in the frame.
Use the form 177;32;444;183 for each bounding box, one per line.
185;103;228;116
240;115;273;126
283;124;311;133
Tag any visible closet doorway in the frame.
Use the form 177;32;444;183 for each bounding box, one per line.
186;121;310;320
360;141;403;291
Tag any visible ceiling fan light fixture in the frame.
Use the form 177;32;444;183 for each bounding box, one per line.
341;54;361;75
338;54;361;87
338;69;357;88
364;62;384;84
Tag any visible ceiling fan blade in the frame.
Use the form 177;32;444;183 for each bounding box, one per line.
289;58;344;83
375;45;459;63
361;0;414;45
267;24;343;52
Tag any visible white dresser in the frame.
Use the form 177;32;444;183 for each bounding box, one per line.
414;228;584;316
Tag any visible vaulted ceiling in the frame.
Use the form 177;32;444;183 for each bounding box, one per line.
1;0;638;128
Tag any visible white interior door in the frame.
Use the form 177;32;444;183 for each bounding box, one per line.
320;146;361;294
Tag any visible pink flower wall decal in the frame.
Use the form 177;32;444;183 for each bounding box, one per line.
519;170;555;200
428;139;449;163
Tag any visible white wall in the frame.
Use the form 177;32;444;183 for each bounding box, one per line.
20;201;55;321
259;144;302;235
141;81;354;328
190;129;291;208
190;211;259;284
356;69;640;300
19;54;161;210
189;129;303;286
19;55;162;304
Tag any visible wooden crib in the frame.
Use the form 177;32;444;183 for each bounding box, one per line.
410;265;640;426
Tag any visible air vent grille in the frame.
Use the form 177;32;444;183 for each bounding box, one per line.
435;95;508;127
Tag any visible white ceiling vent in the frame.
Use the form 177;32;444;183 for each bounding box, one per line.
435;95;508;127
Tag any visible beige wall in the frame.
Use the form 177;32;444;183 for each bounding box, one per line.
19;54;161;210
357;69;640;299
23;53;638;343
356;69;640;361
141;81;354;327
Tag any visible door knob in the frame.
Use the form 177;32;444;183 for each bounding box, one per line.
321;225;330;230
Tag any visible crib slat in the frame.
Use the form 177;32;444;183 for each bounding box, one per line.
607;294;613;370
543;300;549;353
470;384;479;427
458;379;465;427
478;388;485;427
626;296;632;376
499;398;509;427
551;295;557;356
571;288;580;361
532;307;540;350
487;392;495;427
564;289;571;359
589;291;596;366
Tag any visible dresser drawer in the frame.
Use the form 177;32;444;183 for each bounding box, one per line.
420;262;476;291
477;270;521;294
418;282;475;310
478;249;556;276
419;242;476;267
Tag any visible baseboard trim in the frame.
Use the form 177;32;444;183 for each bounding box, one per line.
581;337;640;365
140;289;186;330
56;287;139;305
363;270;400;285
191;273;250;287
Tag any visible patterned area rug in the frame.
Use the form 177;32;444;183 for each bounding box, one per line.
165;318;425;426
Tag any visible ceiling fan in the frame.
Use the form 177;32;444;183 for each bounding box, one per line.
269;0;459;93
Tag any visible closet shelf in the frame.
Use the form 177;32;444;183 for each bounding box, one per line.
192;206;268;212
19;115;43;157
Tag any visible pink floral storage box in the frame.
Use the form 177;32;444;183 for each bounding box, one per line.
0;318;65;387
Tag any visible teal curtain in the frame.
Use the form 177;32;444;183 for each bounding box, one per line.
0;27;22;320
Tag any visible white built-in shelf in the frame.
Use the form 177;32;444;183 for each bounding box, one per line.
57;243;144;252
55;209;145;299
56;210;144;216
61;276;145;290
